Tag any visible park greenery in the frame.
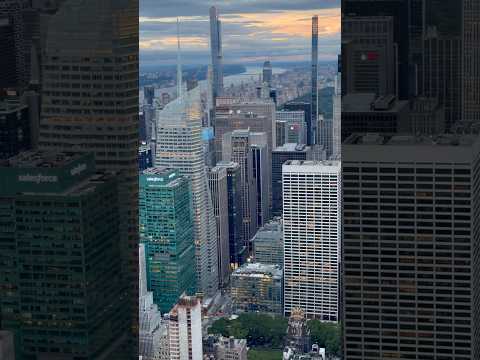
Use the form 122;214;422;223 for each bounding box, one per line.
307;320;341;356
247;349;283;360
209;313;288;349
209;313;341;356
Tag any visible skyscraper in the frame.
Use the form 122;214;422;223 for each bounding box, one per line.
208;166;231;287
215;161;246;268
155;87;218;297
0;96;31;159
276;110;306;146
250;131;271;227
223;130;258;251
284;101;313;146
209;6;223;99
272;143;312;216
139;167;196;313
262;60;273;87
343;0;410;99
342;133;480;359
283;160;341;320
332;73;341;158
0;151;127;359
311;15;319;145
168;295;204;360
0;0;27;89
317;115;333;157
139;243;168;360
37;0;139;355
215;98;276;163
342;16;396;96
144;85;155;106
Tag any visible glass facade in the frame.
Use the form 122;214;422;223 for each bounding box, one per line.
139;168;196;313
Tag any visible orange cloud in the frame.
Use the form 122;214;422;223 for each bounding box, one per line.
140;36;208;50
225;8;340;38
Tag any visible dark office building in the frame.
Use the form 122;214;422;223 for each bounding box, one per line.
216;161;245;268
138;142;152;171
271;143;312;216
0;17;17;89
263;60;273;87
0;96;30;159
0;151;126;359
37;1;139;356
342;16;396;96
343;0;410;100
144;85;155;106
341;93;409;141
284;102;313;146
342;133;480;360
0;1;26;89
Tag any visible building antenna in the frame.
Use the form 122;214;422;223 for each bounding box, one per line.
176;18;183;99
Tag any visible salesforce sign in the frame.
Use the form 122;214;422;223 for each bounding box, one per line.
18;174;59;183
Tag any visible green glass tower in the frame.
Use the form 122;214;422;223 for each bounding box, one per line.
0;151;126;360
140;167;196;313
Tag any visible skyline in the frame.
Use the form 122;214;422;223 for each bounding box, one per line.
140;0;340;66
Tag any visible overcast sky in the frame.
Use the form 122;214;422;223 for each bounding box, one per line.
140;0;340;66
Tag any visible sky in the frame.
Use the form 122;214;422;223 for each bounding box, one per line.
140;0;340;67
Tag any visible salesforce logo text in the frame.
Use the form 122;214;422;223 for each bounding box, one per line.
146;177;163;182
70;163;87;176
18;174;58;183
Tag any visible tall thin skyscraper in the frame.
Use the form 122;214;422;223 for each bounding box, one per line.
223;129;258;251
283;160;341;321
208;166;231;287
311;15;319;145
155;87;218;297
250;131;271;227
209;6;223;99
37;0;139;356
216;161;246;268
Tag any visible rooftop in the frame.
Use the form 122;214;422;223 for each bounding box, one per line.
2;150;84;169
342;93;408;113
345;133;479;147
284;159;340;167
0;97;26;113
216;160;240;169
274;143;309;152
254;220;283;240
232;262;282;278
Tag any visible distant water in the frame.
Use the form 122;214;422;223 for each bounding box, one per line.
223;66;287;87
140;66;287;101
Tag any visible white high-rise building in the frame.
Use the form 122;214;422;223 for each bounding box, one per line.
168;295;203;360
139;244;168;360
282;160;341;321
155;87;218;297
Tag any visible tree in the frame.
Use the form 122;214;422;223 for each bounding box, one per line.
209;313;288;349
308;320;341;355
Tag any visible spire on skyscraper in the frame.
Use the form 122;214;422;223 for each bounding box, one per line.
176;18;183;99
